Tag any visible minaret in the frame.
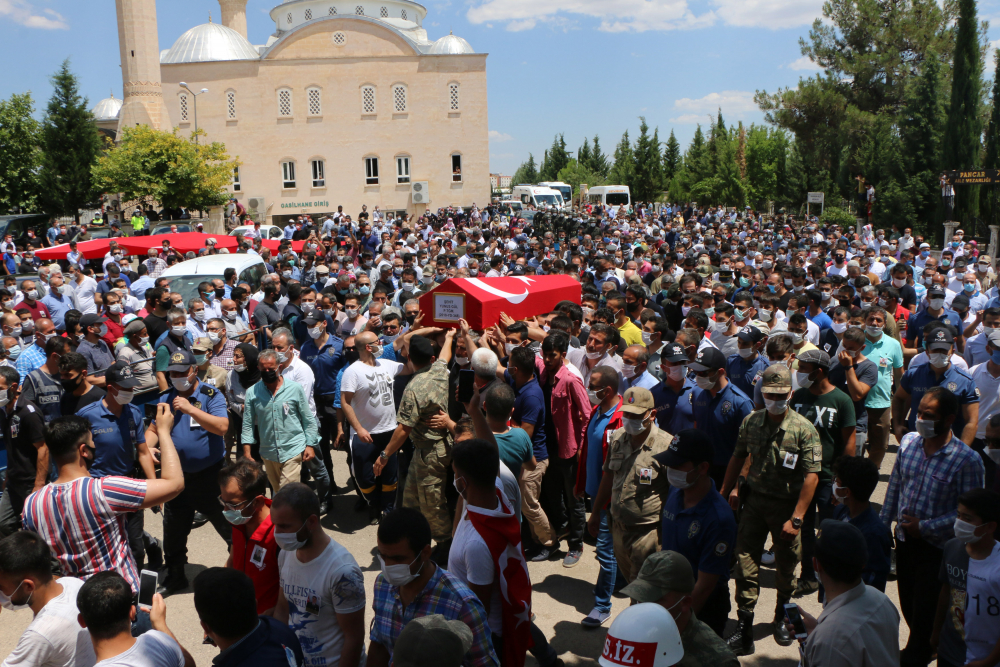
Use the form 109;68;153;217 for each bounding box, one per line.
115;0;171;134
219;0;249;39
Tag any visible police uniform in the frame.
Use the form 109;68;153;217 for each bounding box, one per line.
690;347;755;485
649;342;696;435
604;387;673;582
729;365;821;646
398;348;453;543
899;329;978;434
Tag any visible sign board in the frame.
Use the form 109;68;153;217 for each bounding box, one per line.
807;192;825;204
941;170;1000;185
433;292;465;322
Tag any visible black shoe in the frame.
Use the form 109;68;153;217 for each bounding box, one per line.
145;537;163;571
369;512;381;526
530;547;554;562
191;511;208;528
726;609;755;657
354;497;368;512
319;499;330;516
793;578;820;598
773;620;793;646
156;568;188;596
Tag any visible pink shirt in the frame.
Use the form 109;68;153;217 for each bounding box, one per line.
539;363;591;459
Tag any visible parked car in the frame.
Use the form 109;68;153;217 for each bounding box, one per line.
230;224;284;240
159;253;267;304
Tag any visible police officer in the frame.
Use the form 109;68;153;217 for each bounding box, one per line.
689;347;755;488
655;429;737;638
586;386;672;583
649;342;696;436
148;349;231;595
725;324;769;397
720;364;822;655
299;311;346;500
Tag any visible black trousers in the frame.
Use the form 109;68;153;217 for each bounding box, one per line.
316;395;338;488
163;460;232;570
543;456;585;551
699;584;731;638
350;431;398;515
799;480;834;581
897;537;943;667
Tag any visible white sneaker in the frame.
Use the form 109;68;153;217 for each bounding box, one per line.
761;550;776;566
581;608;611;628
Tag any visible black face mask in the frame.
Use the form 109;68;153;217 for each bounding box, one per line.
404;314;416;325
261;369;279;384
60;376;82;392
344;347;359;364
214;288;225;298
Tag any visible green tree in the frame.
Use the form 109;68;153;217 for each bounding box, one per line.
663;130;681;182
577;138;592;171
36;61;102;222
943;0;983;223
587;135;610;178
0;92;41;214
511;153;537;185
538;134;570;182
92;126;239;211
607;130;635;191
632;118;662;201
981;50;1000;223
556;159;603;199
901;50;946;234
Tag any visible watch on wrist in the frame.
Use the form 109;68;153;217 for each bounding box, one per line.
379;450;387;460
791;517;803;529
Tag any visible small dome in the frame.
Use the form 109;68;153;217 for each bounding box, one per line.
429;33;473;54
162;22;260;64
92;95;122;122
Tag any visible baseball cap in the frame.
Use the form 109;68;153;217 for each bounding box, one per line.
654;429;713;468
987;328;1000;347
105;360;141;388
80;314;108;329
166;349;197;371
620;551;695;602
761;364;792;393
736;325;764;345
316;265;330;275
422;265;435;277
927;328;954;351
303;312;324;326
927;286;946;299
192;337;213;352
660;342;689;363
816;519;868;574
796;348;831;369
688;347;726;372
620;387;654;415
393;615;473;667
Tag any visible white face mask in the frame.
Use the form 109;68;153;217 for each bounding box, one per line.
641;331;653;346
796;371;814;389
274;523;309;551
930;298;945;310
0;580;30;611
665;364;687;381
928;352;950;369
171;376;192;392
681;306;692;316
758;309;773;322
588;389;603;405
763;396;788;415
866;325;883;338
223;310;237;321
621;363;637;379
788;332;803;345
346;308;359;319
713;319;729;333
892;278;907;288
694;373;717;390
378;554;422;587
113;389;134;405
831;321;848;334
308;325;324;339
454;356;469;366
737;346;754;359
832;479;848;499
622;413;648;435
171;325;187;337
666;467;697;489
954;518;985;543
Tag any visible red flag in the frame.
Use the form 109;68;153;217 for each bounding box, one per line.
465;487;534;667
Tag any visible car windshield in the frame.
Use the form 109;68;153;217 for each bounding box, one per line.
153;224;192;234
520;211;537;223
553;187;571;202
161;274;219;305
533;194;560;206
87;228;113;239
606;193;629;206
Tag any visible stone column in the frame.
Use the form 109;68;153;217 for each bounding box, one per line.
943;221;959;247
989;225;999;261
116;0;171;134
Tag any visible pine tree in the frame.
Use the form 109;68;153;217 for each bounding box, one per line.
982;51;1000;223
512;153;538;185
942;0;983;223
608;130;636;191
37;60;102;222
902;50;947;233
589;135;610;178
633;118;659;201
578;138;592;171
663;130;681;182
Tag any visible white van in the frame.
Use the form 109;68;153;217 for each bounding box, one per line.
587;185;631;215
538;182;572;208
511;185;562;209
160;254;268;305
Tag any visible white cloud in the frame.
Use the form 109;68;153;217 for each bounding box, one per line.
788;55;821;71
489;130;513;142
0;0;67;29
672;90;758;119
466;0;822;32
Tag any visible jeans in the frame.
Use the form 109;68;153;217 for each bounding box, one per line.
799;479;833;581
302;456;331;503
163;460;232;570
316;395;338;489
543;455;585;551
593;510;617;614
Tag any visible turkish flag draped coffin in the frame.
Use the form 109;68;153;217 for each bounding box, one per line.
417;275;581;330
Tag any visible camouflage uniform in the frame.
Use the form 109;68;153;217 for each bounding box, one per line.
398;359;453;542
604;423;673;582
732;408;822;616
677;614;740;667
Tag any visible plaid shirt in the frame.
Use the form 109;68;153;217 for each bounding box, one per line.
15;342;47;380
209;337;238;372
144;257;168;280
880;432;985;548
370;564;499;667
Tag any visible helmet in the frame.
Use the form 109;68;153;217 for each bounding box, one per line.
599;603;683;667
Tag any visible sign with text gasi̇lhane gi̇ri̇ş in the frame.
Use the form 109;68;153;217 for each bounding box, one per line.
280;201;330;209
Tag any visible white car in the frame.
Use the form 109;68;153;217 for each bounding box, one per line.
229;224;284;240
159;254;268;304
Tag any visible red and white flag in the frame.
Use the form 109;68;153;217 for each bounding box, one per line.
466;486;534;667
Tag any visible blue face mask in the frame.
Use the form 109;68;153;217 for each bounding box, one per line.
964;283;976;293
921;251;930;258
952;242;961;248
338;288;348;296
942;259;951;267
359;285;371;295
767;284;777;293
739;277;750;288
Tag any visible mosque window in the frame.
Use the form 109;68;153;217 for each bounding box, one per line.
365;157;380;185
311;160;326;187
356;5;364;14
392;84;407;113
226;91;237;120
361;85;376;114
380;6;388;17
305;8;312;19
277;88;292;116
452;154;463;182
233;166;241;192
287;12;292;23
307;87;322;116
330;6;338;14
282;161;296;188
396;156;410;184
333;31;346;45
179;93;189;122
449;83;459;111
401;9;407;19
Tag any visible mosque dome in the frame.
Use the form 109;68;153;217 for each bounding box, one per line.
428;32;473;54
92;94;122;122
162;21;260;64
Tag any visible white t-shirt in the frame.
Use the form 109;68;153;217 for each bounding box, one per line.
965;542;1000;663
340;359;404;435
449;503;503;636
970;363;1000;439
1;577;96;667
279;539;367;667
92;631;183;667
74;277;99;315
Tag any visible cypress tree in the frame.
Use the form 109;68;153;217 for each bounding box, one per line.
663;130;681;182
942;0;983;223
902;50;946;232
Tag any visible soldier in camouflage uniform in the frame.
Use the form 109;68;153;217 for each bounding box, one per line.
587;387;673;583
621;550;739;667
720;363;822;656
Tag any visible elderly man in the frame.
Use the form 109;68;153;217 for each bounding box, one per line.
15;318;57;379
155;307;193;392
144;248;168;280
219;297;251;339
117;319;157;392
203;317;236;372
40;271;78;331
620;344;658;393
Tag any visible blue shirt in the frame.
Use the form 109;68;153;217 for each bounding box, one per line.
725;353;769;397
508;374;548;461
41;293;72;329
807;310;833;331
691;381;755;465
650;378;696;436
661;483;737;594
129;275;153;299
899;362;979;433
157;380;228;473
832;504;893;591
905;307;964;348
585;402;617;497
78;400;146;479
621;369;658;394
299;333;345;397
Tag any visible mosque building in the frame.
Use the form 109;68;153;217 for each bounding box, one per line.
93;0;489;224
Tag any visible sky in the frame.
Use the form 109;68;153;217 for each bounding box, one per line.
3;0;1000;176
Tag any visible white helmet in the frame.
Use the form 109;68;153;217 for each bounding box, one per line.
599;603;683;667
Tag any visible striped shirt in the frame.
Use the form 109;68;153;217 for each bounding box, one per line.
880;433;985;548
22;476;147;592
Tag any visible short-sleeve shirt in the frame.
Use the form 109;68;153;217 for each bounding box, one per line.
509;375;548;461
92;630;183;667
691;382;755;465
0;398;47;502
78;399;146;479
938;537;971;665
733;408;823;502
603;425;673;526
725;353;770;398
340;359;404;435
790;387;856;482
0;576;96;667
827;358;878;431
232;500;280;614
899;363;979;434
157;381;228;473
650;378;696;435
397;360;451;449
861;334;904;409
661;484;737;596
906;308;964;348
964;541;1000;663
494;428;532;478
278;539;366;667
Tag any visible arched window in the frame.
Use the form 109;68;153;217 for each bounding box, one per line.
448;82;459;111
277;88;292;117
226;90;237;120
392;84;407;113
307;87;322;116
179;92;189;122
361;85;376;115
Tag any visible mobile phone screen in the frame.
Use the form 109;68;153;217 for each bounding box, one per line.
138;570;157;609
784;603;807;638
458;369;475;403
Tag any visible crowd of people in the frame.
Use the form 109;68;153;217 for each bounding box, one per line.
0;202;999;667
